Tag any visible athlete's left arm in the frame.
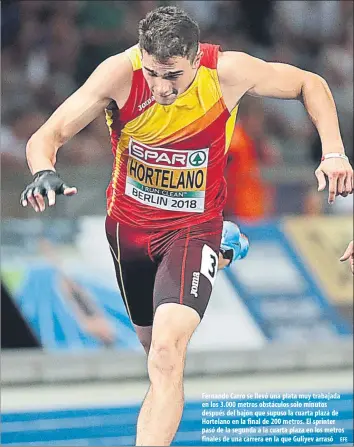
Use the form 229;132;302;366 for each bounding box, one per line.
219;51;353;204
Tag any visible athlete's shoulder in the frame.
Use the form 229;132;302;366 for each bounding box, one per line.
90;52;133;106
217;51;258;86
98;52;133;80
87;52;132;92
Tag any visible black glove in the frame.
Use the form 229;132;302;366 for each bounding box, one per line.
20;170;77;211
220;248;234;265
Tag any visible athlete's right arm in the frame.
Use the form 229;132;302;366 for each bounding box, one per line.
21;53;132;212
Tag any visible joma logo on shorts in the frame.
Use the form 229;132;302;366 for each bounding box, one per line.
190;272;200;297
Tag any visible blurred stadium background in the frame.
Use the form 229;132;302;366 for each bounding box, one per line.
1;1;353;446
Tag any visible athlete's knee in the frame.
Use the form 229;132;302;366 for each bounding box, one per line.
147;303;200;381
148;338;184;382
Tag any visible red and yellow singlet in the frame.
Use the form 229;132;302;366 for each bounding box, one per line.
105;43;238;230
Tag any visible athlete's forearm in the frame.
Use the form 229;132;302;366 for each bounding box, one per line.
26;132;60;174
301;74;345;155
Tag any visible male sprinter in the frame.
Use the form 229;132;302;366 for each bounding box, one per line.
20;6;353;446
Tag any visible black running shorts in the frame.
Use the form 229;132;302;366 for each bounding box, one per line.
105;214;222;326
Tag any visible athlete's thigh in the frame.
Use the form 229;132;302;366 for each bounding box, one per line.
105;215;156;326
153;216;222;320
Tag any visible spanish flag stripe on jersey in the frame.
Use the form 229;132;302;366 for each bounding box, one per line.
153;99;225;146
126;44;142;70
225;106;239;153
151;107;231;151
121;67;224;146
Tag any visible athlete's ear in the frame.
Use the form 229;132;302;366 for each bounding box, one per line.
192;49;203;69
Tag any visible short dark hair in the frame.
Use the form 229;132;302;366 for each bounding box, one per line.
138;6;200;63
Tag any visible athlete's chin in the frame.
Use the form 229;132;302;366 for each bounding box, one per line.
155;95;177;105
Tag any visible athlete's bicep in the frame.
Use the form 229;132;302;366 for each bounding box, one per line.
219;51;312;101
37;53;131;145
246;60;313;99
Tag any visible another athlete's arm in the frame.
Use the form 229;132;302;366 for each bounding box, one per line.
340;240;354;274
218;52;353;204
21;53;132;212
59;276;117;344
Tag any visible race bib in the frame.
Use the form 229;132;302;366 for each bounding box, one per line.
125;139;209;213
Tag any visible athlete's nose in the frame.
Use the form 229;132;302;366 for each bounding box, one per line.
154;80;172;97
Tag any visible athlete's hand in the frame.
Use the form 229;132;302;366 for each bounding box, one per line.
20;170;77;212
315;157;353;204
218;253;231;270
340;240;354;274
219;221;250;269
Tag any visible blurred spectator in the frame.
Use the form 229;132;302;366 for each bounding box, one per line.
224;98;281;222
261;40;316;166
57;116;112;166
303;187;326;216
331;195;354;216
1;47;35;120
238;0;274;50
1;0;21;49
74;1;130;85
273;1;345;60
1;108;49;218
177;1;220;31
1;109;48;170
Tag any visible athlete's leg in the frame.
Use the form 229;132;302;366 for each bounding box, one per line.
135;304;200;446
131;219;252;352
105;216;156;350
135;216;222;446
133;324;152;355
126;221;248;353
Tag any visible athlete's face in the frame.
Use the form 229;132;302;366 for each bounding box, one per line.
141;50;202;105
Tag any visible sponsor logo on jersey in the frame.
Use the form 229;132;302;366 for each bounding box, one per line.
125;139;209;213
129;139;208;169
138;96;155;112
189;151;207;167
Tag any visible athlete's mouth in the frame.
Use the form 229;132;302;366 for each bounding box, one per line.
155;89;178;98
156;93;175;98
